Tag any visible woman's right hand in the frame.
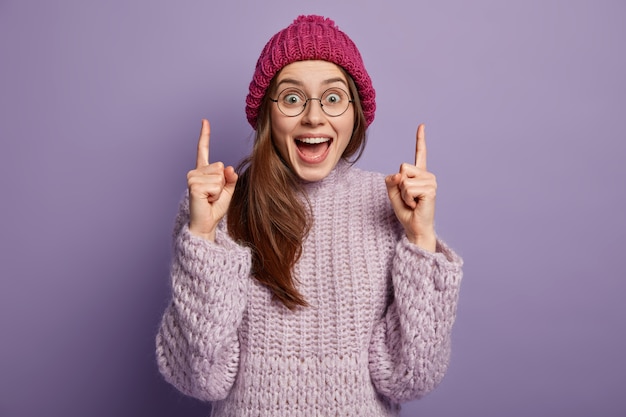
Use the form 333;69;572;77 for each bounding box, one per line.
187;119;238;241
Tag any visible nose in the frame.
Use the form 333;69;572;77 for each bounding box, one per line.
301;98;325;125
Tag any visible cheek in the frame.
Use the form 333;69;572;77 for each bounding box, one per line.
270;106;290;134
336;114;357;156
270;118;292;157
338;115;356;142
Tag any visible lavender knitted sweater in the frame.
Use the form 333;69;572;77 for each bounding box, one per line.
156;161;463;416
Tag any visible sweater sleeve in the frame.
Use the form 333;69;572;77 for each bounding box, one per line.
156;195;251;401
368;236;463;402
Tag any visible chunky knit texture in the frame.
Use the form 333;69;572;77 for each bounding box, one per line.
156;161;463;416
245;15;376;129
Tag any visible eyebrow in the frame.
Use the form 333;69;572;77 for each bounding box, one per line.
276;77;349;90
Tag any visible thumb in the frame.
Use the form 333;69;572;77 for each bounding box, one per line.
385;173;401;192
224;166;238;191
385;173;413;214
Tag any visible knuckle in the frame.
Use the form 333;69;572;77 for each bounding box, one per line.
399;162;412;172
187;176;199;187
188;181;205;193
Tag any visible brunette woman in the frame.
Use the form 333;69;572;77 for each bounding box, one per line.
156;15;463;417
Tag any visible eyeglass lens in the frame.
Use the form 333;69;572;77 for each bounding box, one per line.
276;88;351;117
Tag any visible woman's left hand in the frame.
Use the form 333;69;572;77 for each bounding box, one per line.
385;124;437;252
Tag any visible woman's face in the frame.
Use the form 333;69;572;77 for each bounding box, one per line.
270;60;355;182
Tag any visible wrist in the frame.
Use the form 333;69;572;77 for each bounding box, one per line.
188;224;217;242
407;230;437;252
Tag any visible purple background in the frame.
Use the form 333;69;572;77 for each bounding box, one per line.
1;1;625;416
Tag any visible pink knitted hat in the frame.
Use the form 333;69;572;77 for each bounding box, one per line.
245;15;376;129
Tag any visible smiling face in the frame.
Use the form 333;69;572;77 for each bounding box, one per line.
269;60;355;182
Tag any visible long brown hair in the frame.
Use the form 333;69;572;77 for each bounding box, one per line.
227;70;367;310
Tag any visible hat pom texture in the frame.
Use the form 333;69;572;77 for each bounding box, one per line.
245;15;376;129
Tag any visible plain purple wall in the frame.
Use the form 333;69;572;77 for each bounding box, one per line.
1;1;625;416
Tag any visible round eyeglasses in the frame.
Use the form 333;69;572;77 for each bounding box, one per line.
270;87;353;118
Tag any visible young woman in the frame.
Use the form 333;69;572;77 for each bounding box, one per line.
156;15;463;417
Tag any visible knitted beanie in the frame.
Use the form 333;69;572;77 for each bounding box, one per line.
245;15;376;129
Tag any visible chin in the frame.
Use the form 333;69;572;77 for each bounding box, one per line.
292;164;334;182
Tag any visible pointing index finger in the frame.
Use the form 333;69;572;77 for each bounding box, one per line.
196;119;210;168
415;123;427;170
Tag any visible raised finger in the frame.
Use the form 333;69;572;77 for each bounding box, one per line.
415;123;427;170
196;119;210;168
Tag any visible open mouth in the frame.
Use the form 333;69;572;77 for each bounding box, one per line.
295;137;332;162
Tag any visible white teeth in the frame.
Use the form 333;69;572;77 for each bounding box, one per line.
297;137;330;144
